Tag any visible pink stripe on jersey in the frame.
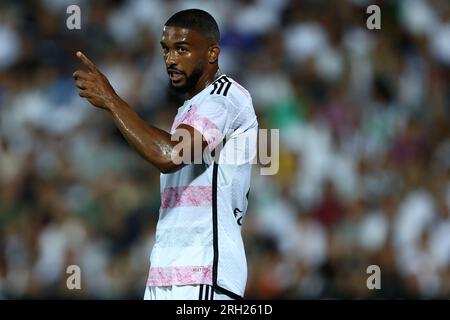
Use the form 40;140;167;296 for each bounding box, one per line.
171;105;222;149
171;105;197;133
147;265;213;286
161;186;212;208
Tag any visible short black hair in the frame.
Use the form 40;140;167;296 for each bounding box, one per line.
165;9;220;44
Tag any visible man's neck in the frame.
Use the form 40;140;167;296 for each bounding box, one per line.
187;68;222;100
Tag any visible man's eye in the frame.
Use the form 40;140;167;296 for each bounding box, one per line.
162;47;169;54
178;47;187;53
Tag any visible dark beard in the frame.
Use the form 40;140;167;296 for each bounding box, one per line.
169;67;203;95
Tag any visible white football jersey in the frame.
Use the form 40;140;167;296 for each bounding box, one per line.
146;75;258;298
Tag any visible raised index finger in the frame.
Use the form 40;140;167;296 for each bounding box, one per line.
76;51;98;73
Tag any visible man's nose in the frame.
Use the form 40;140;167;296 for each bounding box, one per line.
165;51;177;66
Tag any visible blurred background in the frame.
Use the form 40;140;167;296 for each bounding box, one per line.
0;0;449;299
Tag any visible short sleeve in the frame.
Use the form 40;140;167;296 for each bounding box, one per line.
176;99;233;150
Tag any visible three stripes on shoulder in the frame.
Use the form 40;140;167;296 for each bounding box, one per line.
210;76;231;96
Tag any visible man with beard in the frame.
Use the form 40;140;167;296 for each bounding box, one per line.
73;9;258;300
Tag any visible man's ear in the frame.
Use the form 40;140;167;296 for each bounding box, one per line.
208;45;220;64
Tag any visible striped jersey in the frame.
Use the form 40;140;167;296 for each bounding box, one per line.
146;75;258;298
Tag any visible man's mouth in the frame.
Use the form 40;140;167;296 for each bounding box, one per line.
168;69;184;82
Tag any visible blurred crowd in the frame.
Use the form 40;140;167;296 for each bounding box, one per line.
0;0;449;299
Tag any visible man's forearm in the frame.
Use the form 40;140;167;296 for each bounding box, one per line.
72;51;187;173
106;96;177;173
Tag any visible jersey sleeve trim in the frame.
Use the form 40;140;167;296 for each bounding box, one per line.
176;105;223;150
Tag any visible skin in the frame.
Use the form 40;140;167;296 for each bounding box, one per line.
73;26;221;173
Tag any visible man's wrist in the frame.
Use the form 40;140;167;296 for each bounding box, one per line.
105;93;125;112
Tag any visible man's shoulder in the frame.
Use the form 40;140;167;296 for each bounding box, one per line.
204;75;252;104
